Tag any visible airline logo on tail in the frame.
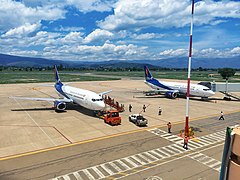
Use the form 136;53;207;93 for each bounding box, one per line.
144;66;153;81
54;65;61;83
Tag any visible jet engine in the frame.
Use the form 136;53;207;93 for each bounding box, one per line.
54;101;66;111
165;91;178;99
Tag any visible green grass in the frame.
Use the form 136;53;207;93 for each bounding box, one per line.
95;70;240;82
0;72;120;84
0;70;239;84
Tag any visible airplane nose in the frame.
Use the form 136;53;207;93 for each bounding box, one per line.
96;101;105;110
210;91;215;95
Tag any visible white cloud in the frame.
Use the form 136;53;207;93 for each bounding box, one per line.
159;47;240;59
41;42;149;60
9;50;39;57
61;32;84;43
0;0;65;32
159;48;188;57
2;23;40;38
98;0;240;31
55;26;85;32
230;47;240;54
83;29;114;44
66;0;116;13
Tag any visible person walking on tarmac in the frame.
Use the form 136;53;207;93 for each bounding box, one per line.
183;136;189;150
158;107;162;115
143;104;146;112
129;104;132;112
167;122;172;133
219;111;224;120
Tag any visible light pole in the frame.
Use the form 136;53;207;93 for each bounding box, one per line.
185;0;194;137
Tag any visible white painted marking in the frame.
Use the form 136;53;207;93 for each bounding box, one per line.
161;134;172;138
100;164;114;175
138;153;152;162
82;169;95;180
189;141;202;148
171;144;185;153
210;134;225;141
204;158;216;165
209;161;221;168
162;147;177;155
190;139;205;146
53;130;227;180
204;135;220;142
149;150;164;159
190;153;204;159
122;157;138;168
116;160;131;170
13;99;57;146
73;172;83;180
200;136;217;143
167;145;182;153
61;175;71;180
156;149;171;157
109;162;122;172
92;166;105;179
115;143;225;179
143;152;158;161
170;136;183;141
132;155;146;165
198;156;210;163
197;138;211;145
216;166;221;172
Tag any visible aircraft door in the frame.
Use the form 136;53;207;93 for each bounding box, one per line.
85;96;92;109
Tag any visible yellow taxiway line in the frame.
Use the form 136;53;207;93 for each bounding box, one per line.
0;109;239;161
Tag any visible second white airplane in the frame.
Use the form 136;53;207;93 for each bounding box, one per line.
144;66;215;99
10;66;110;112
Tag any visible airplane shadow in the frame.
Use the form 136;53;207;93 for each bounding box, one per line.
11;103;98;117
135;95;239;102
135;96;167;99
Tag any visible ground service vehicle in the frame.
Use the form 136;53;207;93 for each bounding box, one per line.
129;114;148;126
104;110;121;125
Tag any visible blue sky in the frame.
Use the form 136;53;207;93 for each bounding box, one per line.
0;0;239;61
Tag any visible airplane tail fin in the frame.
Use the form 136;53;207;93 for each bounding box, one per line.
144;66;153;80
54;65;62;84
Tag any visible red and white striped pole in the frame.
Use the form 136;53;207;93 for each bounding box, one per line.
185;0;194;137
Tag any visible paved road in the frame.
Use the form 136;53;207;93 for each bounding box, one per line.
0;112;239;180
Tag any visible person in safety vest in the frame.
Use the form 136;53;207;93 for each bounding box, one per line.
167;122;172;133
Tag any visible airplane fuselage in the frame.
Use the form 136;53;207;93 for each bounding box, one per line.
57;85;105;110
145;80;215;98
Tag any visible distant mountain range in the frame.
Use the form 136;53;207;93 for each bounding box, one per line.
0;53;239;69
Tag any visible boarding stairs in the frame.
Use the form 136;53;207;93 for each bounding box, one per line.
219;91;240;101
104;95;125;112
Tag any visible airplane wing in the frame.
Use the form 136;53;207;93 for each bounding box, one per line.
9;96;73;103
98;90;112;96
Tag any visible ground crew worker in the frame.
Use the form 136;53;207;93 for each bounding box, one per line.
129;104;132;112
167;122;172;133
219;111;224;120
158;107;162;115
143;104;146;112
183;136;188;150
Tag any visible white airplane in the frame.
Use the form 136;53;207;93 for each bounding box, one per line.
144;66;215;99
10;65;110;112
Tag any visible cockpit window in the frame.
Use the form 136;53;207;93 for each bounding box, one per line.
92;98;103;102
203;89;210;91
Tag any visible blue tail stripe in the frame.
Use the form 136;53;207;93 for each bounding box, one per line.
147;78;173;90
144;65;173;90
54;65;70;99
54;65;61;83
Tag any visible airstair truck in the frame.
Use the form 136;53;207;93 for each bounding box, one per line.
103;110;121;125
